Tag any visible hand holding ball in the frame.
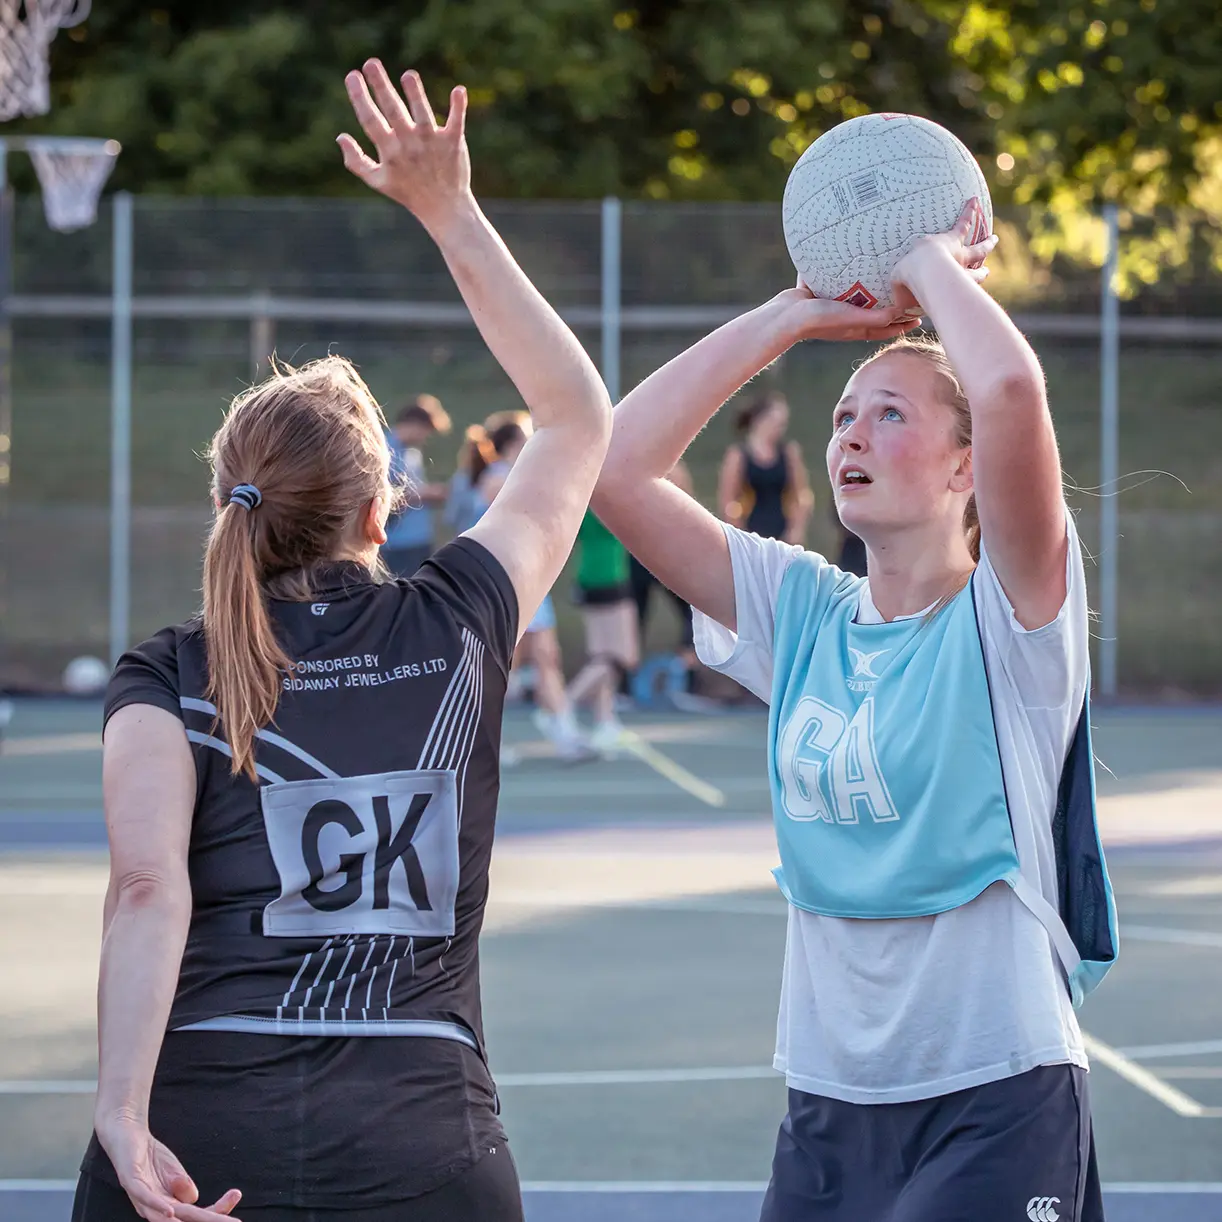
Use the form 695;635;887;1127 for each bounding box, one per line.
782;113;993;309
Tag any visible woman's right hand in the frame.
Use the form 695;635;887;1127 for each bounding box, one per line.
97;1117;242;1222
775;279;923;343
338;60;471;237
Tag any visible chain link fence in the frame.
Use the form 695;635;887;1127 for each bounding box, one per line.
1;196;1219;695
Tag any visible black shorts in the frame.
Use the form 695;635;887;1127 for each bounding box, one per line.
79;1031;506;1210
573;581;632;607
72;1144;523;1222
761;1064;1103;1222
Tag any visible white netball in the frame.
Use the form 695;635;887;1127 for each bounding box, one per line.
782;112;992;309
63;655;110;695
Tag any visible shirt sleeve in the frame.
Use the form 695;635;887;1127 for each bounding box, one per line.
974;508;1091;712
691;523;806;703
103;625;185;730
413;536;519;677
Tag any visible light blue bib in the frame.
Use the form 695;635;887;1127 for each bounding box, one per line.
767;555;1117;1006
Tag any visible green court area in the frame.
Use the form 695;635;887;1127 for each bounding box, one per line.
1;700;1222;1220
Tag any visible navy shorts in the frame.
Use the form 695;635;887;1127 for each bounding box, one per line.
761;1064;1104;1222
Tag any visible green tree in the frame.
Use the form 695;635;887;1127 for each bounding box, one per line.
947;0;1222;286
25;0;983;198
12;0;1222;280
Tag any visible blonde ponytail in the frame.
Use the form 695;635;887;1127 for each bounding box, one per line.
202;356;395;780
202;501;291;782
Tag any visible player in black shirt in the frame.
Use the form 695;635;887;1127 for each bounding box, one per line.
73;62;612;1222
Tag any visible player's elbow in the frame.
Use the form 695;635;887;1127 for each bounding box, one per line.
976;368;1046;418
110;867;190;914
592;440;641;511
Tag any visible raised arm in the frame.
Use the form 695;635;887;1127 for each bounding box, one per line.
339;62;611;629
95;705;239;1222
592;291;917;631
892;207;1065;628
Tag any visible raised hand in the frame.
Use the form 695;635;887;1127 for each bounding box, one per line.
338;61;471;236
99;1118;241;1222
890;199;999;309
778;278;923;343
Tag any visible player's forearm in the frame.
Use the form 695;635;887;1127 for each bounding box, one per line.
94;879;191;1127
603;296;796;488
428;200;610;440
901;246;1045;418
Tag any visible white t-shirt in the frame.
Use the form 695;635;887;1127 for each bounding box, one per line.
693;518;1090;1105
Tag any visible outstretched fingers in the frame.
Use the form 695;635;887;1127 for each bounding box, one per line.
336;132;378;178
444;85;468;138
363;59;413;131
400;69;438;129
345;70;393;150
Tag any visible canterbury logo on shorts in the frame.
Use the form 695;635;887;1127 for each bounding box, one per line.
260;769;459;938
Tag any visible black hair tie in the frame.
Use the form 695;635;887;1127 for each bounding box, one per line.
229;483;263;511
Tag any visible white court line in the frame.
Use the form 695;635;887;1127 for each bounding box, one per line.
1119;1038;1222;1060
618;732;726;808
0;1080;95;1094
1082;1032;1219;1117
0;1067;780;1094
1104;1183;1222;1193
0;1181;79;1191
0;732;100;757
1124;925;1222;949
493;894;783;916
4;1179;1222;1195
522;1182;766;1192
499;1066;775;1086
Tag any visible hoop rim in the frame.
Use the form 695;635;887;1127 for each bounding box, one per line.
0;136;121;155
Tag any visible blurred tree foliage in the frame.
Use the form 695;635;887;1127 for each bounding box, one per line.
948;0;1222;288
12;0;1222;279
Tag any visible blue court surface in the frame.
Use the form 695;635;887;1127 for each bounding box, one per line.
2;700;1222;1221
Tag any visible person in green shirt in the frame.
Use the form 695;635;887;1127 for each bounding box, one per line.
567;510;640;752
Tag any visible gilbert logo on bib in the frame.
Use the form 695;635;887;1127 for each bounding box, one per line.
260;769;459;938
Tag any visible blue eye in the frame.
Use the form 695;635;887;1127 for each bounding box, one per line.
882;407;903;422
836;411;854;428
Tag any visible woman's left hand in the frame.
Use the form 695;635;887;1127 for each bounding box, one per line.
890;200;999;309
777;281;923;343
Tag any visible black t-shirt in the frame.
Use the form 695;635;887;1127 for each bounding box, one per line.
84;538;520;1206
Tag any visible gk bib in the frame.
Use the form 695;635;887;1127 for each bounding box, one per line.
260;769;459;939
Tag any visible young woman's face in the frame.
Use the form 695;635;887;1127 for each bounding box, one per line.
826;352;972;538
394;420;432;448
751;399;789;444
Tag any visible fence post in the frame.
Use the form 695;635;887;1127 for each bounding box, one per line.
250;292;275;376
109;191;133;665
0;141;11;492
1099;204;1120;698
600;196;622;402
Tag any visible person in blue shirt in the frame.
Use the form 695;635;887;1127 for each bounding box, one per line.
382;393;452;577
592;204;1114;1222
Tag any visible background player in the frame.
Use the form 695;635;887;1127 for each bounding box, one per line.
76;61;611;1222
474;418;591;760
717;391;813;545
382;394;452;577
565;510;640;755
591;206;1111;1221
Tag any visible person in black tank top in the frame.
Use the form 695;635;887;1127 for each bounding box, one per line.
718;391;813;543
75;62;612;1222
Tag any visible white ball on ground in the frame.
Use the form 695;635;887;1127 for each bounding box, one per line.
782;112;993;309
62;655;110;695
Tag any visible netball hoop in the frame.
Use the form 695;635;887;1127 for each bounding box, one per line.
26;135;119;229
0;0;91;121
